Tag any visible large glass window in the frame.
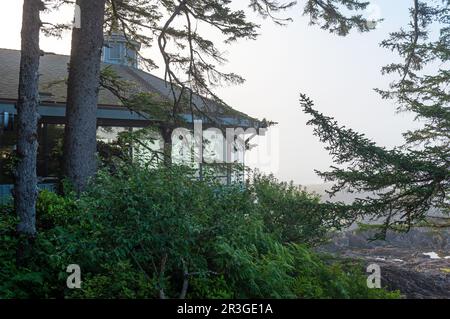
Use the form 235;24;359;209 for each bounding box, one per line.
37;123;64;181
1;119;246;187
1;120;135;185
97;126;130;143
0;113;17;184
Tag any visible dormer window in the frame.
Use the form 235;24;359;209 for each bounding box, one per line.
102;32;141;68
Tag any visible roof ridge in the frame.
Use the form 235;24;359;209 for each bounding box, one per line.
0;48;71;57
0;48;20;52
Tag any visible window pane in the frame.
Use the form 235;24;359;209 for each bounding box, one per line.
109;43;121;60
37;123;64;180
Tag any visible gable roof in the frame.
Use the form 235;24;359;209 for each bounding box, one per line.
0;48;263;128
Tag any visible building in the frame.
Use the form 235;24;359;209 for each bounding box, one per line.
0;34;266;199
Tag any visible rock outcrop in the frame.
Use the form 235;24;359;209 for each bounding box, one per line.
319;225;450;299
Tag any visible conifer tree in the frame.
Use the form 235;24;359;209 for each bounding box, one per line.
63;0;107;193
301;0;450;237
15;0;45;240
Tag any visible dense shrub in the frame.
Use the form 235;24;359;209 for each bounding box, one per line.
290;247;399;299
36;190;78;230
0;165;399;299
251;173;339;245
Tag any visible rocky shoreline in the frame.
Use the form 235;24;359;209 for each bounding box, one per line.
319;225;450;299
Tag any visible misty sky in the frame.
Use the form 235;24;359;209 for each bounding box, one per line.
0;0;420;185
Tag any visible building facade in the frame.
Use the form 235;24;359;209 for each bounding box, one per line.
0;34;266;200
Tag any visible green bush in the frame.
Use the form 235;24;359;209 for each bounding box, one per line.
0;165;399;299
36;190;78;230
0;192;74;298
251;173;339;245
69;261;156;299
290;247;399;299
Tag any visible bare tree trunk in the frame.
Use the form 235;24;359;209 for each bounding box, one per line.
161;126;173;166
63;0;106;193
15;0;44;240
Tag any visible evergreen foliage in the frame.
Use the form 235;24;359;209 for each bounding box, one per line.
300;0;450;238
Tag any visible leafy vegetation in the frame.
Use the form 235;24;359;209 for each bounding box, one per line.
251;173;337;245
0;164;399;299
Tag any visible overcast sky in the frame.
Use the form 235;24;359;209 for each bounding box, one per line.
0;0;420;185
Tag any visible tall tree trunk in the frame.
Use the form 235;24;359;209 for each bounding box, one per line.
15;0;44;240
161;126;173;166
63;0;106;193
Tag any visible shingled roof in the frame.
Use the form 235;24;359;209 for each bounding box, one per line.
0;48;262;128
